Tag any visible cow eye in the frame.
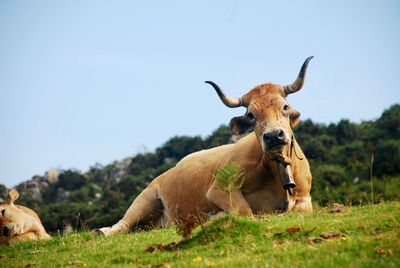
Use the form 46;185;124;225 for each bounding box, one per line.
1;209;5;216
247;112;255;121
283;105;289;111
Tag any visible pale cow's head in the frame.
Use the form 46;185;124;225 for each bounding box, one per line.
206;57;313;162
0;189;27;237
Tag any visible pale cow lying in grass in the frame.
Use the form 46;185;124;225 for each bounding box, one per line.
0;189;51;246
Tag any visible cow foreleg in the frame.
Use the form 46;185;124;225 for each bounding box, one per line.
95;185;162;236
24;219;51;240
206;185;253;217
9;232;40;242
292;195;313;212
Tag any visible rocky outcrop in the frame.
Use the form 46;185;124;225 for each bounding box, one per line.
15;169;59;203
10;157;133;204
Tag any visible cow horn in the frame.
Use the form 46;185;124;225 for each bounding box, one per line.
284;56;314;95
205;81;243;108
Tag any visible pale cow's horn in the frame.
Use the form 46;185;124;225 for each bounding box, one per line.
284;56;314;95
205;81;243;108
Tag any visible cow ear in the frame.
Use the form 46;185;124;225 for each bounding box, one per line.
7;189;19;205
230;115;254;135
290;110;301;128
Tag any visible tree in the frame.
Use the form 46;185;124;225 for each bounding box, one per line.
58;170;86;191
336;119;357;144
377;104;400;139
156;136;204;160
205;125;231;148
374;139;400;176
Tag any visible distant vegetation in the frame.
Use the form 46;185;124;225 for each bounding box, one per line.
0;104;399;233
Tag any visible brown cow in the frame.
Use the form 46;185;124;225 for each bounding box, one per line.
96;57;313;236
0;189;51;246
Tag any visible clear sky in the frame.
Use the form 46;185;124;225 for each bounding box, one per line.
1;0;399;187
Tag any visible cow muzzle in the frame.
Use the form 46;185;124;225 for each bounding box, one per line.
262;129;290;152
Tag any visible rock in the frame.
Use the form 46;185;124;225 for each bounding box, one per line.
56;188;69;201
63;224;74;236
44;169;59;184
330;203;345;213
0;183;7;202
107;157;133;184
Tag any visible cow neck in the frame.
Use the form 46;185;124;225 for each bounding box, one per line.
259;154;280;179
254;140;280;180
256;131;304;192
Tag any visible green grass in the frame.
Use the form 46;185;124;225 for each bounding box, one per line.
1;202;399;267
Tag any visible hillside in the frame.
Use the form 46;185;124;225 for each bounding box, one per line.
0;202;399;267
0;104;399;233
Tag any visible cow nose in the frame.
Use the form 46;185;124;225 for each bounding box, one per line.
263;129;288;147
2;226;9;237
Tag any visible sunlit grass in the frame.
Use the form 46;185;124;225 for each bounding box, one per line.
1;202;399;267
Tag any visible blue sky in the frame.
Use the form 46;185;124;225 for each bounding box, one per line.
1;0;399;187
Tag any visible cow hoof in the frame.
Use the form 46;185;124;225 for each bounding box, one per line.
92;227;115;236
39;233;52;240
91;229;106;236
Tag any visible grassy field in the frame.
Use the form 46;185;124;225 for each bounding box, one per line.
1;202;399;267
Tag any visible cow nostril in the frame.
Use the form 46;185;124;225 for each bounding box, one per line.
2;226;9;237
263;133;272;144
277;130;285;140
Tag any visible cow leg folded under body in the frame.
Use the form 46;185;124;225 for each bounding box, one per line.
27;221;51;240
13;232;40;241
1;231;43;246
206;184;253;217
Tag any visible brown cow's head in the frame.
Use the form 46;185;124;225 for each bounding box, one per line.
206;57;313;162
